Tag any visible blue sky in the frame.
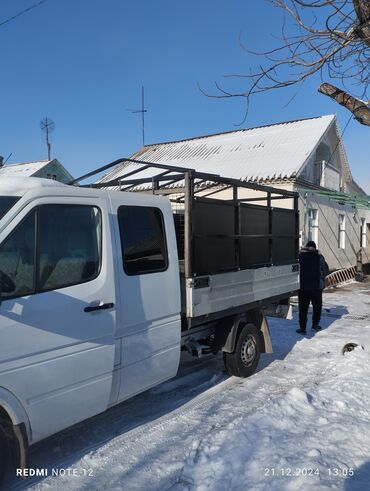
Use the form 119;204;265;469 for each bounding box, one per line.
1;0;369;190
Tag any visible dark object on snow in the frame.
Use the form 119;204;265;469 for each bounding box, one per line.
342;343;364;355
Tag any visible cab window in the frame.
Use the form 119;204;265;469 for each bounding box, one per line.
0;212;35;298
0;204;101;299
38;205;101;291
118;206;168;275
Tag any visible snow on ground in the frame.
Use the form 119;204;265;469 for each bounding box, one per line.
6;281;370;491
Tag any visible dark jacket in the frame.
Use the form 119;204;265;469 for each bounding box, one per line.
299;246;329;290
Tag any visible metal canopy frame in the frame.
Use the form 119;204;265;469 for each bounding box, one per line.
72;158;299;279
72;157;297;198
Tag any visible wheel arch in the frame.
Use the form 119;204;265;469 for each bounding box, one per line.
0;387;30;433
222;308;272;354
0;387;30;470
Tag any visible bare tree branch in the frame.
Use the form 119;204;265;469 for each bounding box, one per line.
318;82;370;124
204;0;370;125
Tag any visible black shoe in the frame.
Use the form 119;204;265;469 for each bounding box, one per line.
296;328;306;335
312;325;322;331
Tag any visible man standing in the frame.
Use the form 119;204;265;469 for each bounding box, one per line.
296;240;329;335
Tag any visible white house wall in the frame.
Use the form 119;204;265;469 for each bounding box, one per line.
298;124;344;190
298;190;370;271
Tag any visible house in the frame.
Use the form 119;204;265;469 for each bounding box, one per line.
0;158;73;184
97;115;370;271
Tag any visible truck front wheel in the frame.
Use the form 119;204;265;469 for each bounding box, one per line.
0;420;11;484
223;323;261;377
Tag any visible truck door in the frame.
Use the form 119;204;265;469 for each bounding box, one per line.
109;195;181;402
0;197;116;442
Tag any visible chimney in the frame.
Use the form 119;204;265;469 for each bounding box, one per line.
0;156;3;167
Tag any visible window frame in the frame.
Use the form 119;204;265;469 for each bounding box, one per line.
0;203;103;300
361;218;367;249
308;208;318;246
117;205;169;276
338;213;346;250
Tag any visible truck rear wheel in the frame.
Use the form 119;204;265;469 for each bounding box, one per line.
223;323;261;377
0;420;11;484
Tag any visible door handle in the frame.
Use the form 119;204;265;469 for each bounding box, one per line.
84;302;114;313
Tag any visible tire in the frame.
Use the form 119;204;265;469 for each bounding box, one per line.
0;421;11;485
223;323;261;378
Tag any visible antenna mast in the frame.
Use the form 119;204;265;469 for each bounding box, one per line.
128;86;147;146
40;117;55;160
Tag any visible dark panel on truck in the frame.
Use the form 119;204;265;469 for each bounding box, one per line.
193;237;236;274
272;209;297;264
193;199;236;275
189;197;298;276
240;204;270;267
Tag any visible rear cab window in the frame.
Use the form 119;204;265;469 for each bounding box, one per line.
117;205;168;275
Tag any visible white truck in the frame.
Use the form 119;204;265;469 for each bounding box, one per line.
0;161;299;482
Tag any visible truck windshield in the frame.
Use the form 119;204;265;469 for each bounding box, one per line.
0;196;20;220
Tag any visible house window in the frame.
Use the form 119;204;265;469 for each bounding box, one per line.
361;218;367;248
308;208;318;246
338;214;346;249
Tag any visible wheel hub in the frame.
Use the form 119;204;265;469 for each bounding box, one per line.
241;335;256;366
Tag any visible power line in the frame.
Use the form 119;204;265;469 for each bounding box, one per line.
0;0;49;29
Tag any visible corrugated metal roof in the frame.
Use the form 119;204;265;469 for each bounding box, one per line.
0;160;51;177
98;115;345;188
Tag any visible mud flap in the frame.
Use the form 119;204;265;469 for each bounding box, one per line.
260;316;273;354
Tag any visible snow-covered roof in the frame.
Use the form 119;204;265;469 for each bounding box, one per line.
0;160;52;177
98;115;350;187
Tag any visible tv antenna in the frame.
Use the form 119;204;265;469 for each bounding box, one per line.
128;86;147;146
40;117;55;160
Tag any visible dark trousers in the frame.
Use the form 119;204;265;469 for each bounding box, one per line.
298;289;323;329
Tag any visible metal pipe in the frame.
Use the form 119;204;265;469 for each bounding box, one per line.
184;171;193;279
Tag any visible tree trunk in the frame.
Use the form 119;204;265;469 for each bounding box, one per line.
318;82;370;126
353;0;370;47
